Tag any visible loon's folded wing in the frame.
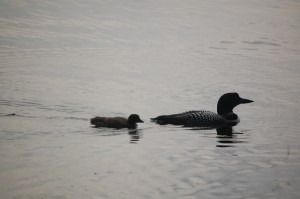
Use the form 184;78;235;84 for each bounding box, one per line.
151;111;197;125
152;110;226;127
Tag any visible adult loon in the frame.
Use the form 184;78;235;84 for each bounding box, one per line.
91;114;144;129
151;92;253;128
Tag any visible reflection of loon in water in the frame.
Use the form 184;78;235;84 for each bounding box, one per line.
188;125;248;147
216;126;249;147
151;92;253;128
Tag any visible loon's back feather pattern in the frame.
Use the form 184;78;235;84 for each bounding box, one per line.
153;110;226;127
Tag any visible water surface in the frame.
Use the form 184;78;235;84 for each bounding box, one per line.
1;0;300;198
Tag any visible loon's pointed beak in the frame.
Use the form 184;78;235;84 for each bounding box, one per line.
239;97;254;104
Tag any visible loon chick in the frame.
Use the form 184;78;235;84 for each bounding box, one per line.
91;114;144;129
151;93;253;127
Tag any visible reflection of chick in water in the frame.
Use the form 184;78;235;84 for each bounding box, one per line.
128;129;142;143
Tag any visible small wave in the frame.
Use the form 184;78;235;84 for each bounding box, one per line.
4;113;17;116
46;116;89;121
0;112;37;118
0;112;89;121
220;41;235;44
242;40;280;46
0;99;87;114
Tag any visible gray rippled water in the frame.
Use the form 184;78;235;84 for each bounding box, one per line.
1;0;300;198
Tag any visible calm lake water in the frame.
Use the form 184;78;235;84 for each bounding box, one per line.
1;0;300;198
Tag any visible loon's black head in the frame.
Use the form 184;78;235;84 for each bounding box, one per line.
217;92;253;115
127;114;144;124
